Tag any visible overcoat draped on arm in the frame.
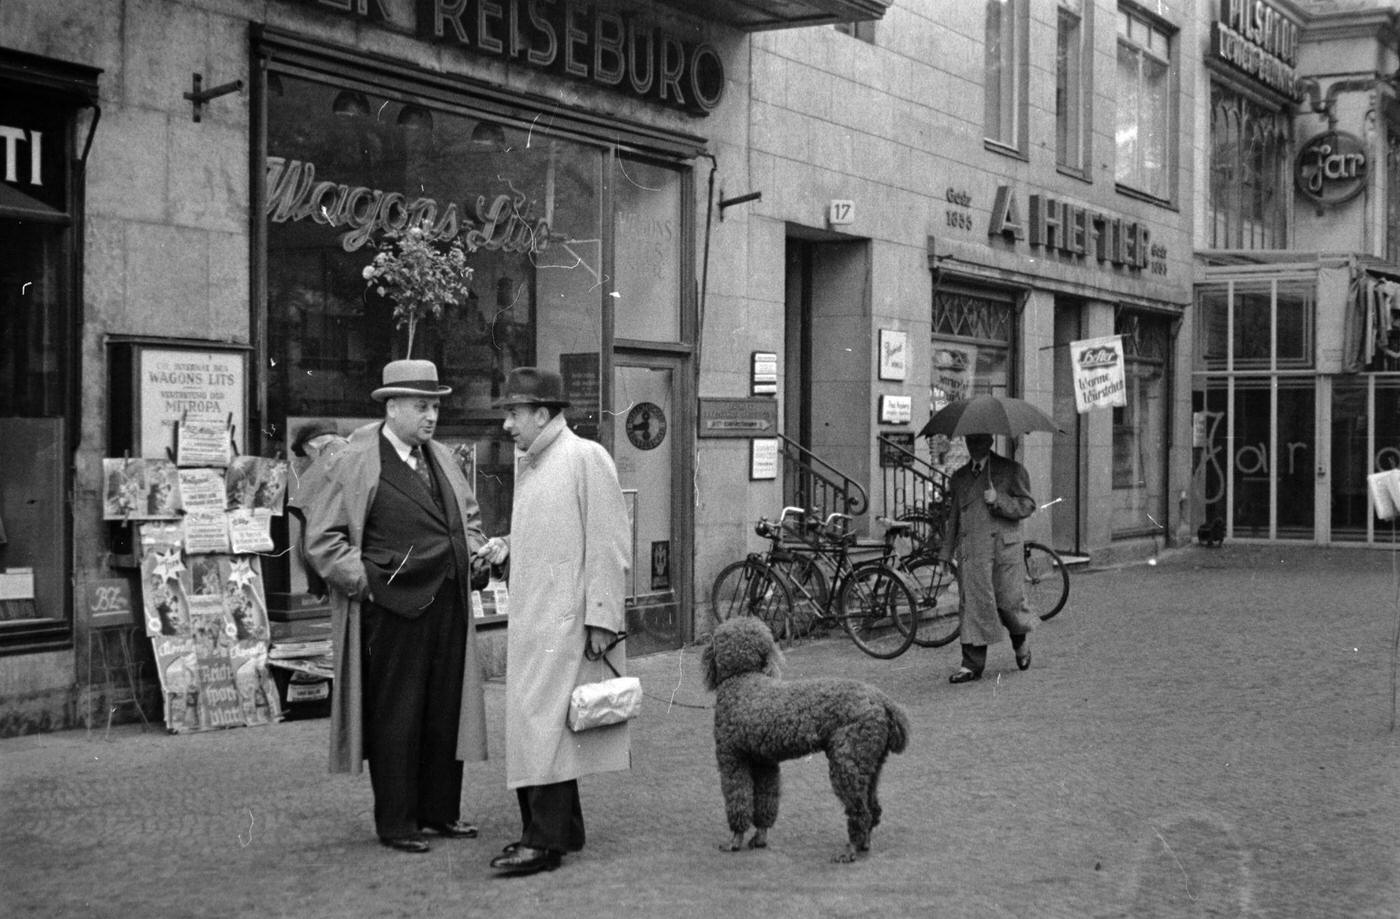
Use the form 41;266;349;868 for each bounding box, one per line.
302;422;489;774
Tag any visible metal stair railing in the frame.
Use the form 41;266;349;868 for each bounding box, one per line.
877;435;950;558
777;434;868;521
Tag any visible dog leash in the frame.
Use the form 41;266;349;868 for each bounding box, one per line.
585;632;712;710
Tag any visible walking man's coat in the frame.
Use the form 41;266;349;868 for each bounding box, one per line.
942;450;1039;645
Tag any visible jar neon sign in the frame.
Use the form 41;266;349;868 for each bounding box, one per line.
1295;131;1368;207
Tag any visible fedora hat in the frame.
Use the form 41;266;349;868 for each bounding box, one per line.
492;367;571;408
371;359;453;402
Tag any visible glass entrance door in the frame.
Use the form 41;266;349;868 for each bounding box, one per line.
1330;376;1400;544
613;359;685;654
1201;376;1316;540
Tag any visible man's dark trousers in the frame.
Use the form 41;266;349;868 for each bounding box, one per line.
515;780;585;853
362;583;466;840
357;434;477;841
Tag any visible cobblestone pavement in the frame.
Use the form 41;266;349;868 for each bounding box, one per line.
3;544;1399;918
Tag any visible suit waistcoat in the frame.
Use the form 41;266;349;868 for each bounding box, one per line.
361;434;472;618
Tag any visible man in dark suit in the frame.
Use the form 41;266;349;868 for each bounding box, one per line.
938;433;1040;683
304;359;490;854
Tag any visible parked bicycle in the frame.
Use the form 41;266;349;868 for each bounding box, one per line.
710;508;921;659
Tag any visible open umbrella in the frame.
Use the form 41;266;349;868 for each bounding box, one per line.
917;394;1064;438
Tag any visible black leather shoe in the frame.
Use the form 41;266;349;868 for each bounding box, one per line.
420;820;479;838
949;668;982;684
380;836;430;854
501;841;522;855
1016;648;1032;671
490;845;562;874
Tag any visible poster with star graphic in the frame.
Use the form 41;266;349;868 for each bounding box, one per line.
218;556;269;642
140;545;193;638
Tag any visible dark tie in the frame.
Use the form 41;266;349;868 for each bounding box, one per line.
971;461;984;476
411;445;433;490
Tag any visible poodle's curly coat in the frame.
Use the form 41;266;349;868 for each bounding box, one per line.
701;617;910;862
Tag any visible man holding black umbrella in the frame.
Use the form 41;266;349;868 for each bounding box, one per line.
936;432;1039;683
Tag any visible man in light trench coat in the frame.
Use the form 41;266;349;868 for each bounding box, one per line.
938;432;1039;683
303;359;489;854
475;366;632;876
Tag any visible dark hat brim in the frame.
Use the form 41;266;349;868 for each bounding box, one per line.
491;393;571;409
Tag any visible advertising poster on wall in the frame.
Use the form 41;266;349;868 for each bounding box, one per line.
103;458;182;520
137;348;247;460
1070;335;1127;413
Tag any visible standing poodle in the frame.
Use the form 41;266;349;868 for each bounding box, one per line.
701;616;910;862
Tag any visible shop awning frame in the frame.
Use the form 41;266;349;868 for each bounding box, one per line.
654;0;890;31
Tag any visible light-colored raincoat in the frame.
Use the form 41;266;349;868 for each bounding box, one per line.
502;415;631;789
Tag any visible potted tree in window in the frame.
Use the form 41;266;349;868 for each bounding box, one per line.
362;224;476;358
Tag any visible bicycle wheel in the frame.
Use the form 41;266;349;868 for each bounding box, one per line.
1022;542;1069;621
896;505;947;561
902;556;962;647
835;564;919;659
769;550;829;636
711;558;795;639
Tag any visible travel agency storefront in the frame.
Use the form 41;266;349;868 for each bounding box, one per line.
0;0;887;735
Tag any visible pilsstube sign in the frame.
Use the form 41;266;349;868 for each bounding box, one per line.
1211;0;1300;100
266;155;552;253
290;0;724;115
1295;131;1368;208
1070;335;1126;414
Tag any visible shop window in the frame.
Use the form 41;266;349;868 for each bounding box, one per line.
930;285;1017;469
1197;279;1314;372
265;73;618;536
1208;82;1289;249
0;52;97;651
1056;0;1091;176
613;156;684;344
1115;6;1175;202
1111;311;1169;537
984;0;1028;156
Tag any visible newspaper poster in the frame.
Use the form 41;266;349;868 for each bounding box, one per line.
1070;335;1127;413
183;510;232;555
228;509;274;555
226;457;288;515
229;641;282;726
190;603;248;731
177;467;227;513
152;634;200;733
140;546;192;638
471;582;510;619
220;555;269;642
176;413;234;468
187;555;224;599
103;458;182;520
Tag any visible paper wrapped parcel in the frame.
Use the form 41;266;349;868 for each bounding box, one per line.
567;676;642;732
